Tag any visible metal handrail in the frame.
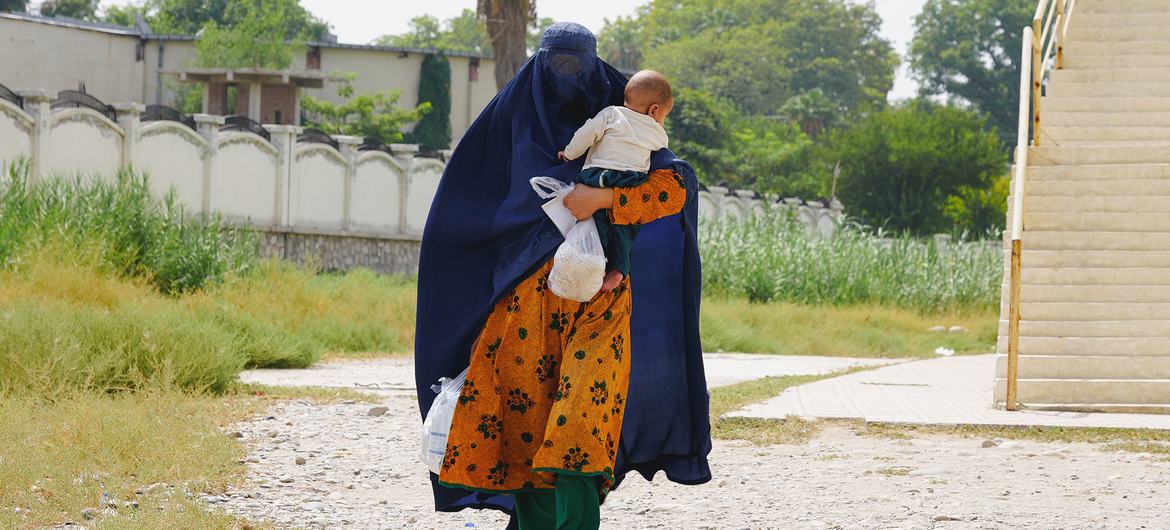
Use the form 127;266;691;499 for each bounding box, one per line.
143;104;196;130
1006;0;1077;411
297;128;340;150
0;82;22;109
51;89;117;121
220;115;271;142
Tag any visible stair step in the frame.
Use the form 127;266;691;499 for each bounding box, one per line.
1025;164;1170;180
1014;267;1170;286
1000;302;1170;321
1052;68;1170;85
1030;178;1170;196
1077;0;1170;14
1017;249;1170;269
1046;110;1170;127
1063;53;1170;69
1027;212;1170;231
1069;26;1170;42
1031;145;1170;166
1044;96;1170;113
993;378;1170;406
1000;319;1170;337
1021;230;1170;251
1021;196;1170;213
1065;40;1170;56
1043;126;1170;144
1049;80;1170;98
1000;284;1170;303
994;354;1170;378
1072;12;1170;27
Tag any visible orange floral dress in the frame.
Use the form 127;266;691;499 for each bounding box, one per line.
438;169;687;496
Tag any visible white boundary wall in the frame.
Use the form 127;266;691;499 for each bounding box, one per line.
0;90;846;253
0;90;434;240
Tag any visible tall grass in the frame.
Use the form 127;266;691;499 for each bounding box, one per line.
699;211;1002;312
0;160;254;294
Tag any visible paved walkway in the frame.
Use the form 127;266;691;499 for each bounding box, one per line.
240;353;901;392
732;354;1170;430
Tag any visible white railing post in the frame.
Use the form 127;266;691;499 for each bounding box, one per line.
265;124;301;228
390;143;419;235
1007;26;1036;412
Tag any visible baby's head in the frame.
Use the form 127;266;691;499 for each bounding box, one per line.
624;70;673;125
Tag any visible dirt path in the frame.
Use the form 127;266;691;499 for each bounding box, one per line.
215;391;1170;529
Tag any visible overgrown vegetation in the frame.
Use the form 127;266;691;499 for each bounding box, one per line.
700;210;1002;312
0;163;415;397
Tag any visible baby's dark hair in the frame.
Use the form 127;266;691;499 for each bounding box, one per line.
624;70;672;108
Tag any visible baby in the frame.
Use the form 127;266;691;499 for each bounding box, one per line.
557;70;674;292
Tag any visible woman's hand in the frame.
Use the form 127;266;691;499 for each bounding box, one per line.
563;184;613;220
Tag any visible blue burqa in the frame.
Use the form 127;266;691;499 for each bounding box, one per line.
414;22;712;519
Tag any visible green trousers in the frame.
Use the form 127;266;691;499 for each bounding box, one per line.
512;474;600;530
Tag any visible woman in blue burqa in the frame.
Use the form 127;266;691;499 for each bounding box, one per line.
415;22;711;529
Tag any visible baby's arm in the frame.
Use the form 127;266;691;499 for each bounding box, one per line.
559;110;609;162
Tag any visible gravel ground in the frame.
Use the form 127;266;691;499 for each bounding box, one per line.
216;392;1170;530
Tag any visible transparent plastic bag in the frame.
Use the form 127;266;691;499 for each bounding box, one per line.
530;176;577;237
548;217;607;302
420;367;468;475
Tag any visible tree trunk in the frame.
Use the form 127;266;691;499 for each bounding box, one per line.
479;0;533;90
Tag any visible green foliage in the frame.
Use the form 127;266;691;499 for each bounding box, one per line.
301;76;431;145
132;0;329;39
700;210;1002;312
909;0;1034;142
101;3;148;26
821;102;1008;234
667;88;817;195
944;174;1009;236
0;162;254;295
373;9;489;54
194;0;322;68
638;0;897;116
0;0;28;13
598;12;646;72
413;54;453;150
41;0;98;20
780;88;838;139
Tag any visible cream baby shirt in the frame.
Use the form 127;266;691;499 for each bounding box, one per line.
562;106;669;173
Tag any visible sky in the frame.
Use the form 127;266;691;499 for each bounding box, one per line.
100;0;928;100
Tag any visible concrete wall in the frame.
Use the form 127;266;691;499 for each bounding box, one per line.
0;15;498;146
0;90;846;274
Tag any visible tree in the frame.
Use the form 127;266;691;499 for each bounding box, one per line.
665;88;736;184
909;0;1034;142
107;0;329;40
301;76;431;145
191;0;328;69
102;3;149;26
41;0;99;20
823;102;1007;234
597;13;645;72
412;54;452;150
0;0;28;13
478;0;535;90
780;89;838;139
640;0;897;117
373;9;489;54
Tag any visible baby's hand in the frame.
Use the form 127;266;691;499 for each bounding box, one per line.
600;270;623;292
557;151;569;162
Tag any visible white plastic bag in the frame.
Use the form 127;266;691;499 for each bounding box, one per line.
420;367;468;475
530;176;577;237
548;217;607;302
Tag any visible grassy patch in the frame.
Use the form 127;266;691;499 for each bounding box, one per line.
707;372;850;445
701;297;997;357
0;385;378;529
1102;442;1170;461
860;422;1170;460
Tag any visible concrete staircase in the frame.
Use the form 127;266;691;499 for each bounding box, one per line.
994;0;1170;413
